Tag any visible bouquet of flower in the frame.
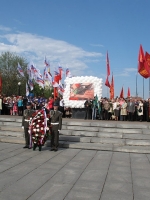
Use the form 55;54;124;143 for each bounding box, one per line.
29;108;50;150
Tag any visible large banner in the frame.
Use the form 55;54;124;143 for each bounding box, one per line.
69;83;94;100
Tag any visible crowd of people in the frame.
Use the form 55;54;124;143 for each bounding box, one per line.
84;97;150;122
0;94;150;122
0;94;71;118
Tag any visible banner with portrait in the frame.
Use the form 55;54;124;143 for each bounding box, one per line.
69;83;94;100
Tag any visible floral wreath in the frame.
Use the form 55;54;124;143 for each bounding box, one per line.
28;108;51;147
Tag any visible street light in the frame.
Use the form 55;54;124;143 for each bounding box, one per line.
18;82;21;96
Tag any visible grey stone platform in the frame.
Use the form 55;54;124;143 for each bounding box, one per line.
0;143;150;200
0;115;150;153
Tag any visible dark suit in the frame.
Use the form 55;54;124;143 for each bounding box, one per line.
22;109;35;147
127;101;135;121
50;110;62;150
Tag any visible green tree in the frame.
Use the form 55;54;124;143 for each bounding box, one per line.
0;51;28;96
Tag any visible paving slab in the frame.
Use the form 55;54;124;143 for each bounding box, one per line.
0;143;150;200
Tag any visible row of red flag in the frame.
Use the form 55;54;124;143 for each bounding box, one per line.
138;44;150;78
105;44;150;99
105;52;131;99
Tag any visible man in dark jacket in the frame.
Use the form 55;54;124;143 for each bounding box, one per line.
127;98;135;121
50;102;62;151
22;102;35;149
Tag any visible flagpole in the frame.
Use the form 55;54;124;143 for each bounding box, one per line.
136;73;138;97
143;77;144;99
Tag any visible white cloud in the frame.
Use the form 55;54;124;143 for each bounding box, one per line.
0;31;103;76
0;25;11;32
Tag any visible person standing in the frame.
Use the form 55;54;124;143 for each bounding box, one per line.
137;100;143;122
18;96;23;116
120;99;127;121
84;98;92;119
50;102;62;151
127;98;135;121
103;99;110;120
47;96;54;111
22;102;35;149
91;96;97;120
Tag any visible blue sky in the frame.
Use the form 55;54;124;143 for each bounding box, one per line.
0;0;150;99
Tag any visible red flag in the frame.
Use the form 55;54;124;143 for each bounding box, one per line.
110;75;114;99
105;76;110;88
138;45;150;78
120;87;124;98
106;51;110;76
0;74;2;94
145;52;150;68
127;87;130;97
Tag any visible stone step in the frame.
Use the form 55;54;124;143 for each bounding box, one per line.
91;137;125;145
143;129;150;134
71;130;97;137
0;136;24;144
123;133;150;140
0;130;23;137
48;141;150;154
1;136;150;153
99;128;142;134
0;126;23;132
59;135;91;143
126;139;150;146
66;126;99;132
90;122;117;128
97;132;123;138
0;122;21;127
117;123;148;129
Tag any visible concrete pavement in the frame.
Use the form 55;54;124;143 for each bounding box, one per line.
0;143;150;199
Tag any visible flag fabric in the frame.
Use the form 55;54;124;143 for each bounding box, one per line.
58;66;63;80
44;56;50;67
138;45;150;78
28;79;34;91
52;77;59;87
106;52;110;76
66;68;72;78
43;68;53;84
17;63;24;77
145;52;150;68
105;76;110;88
110;75;114;99
26;83;29;96
127;87;130;97
58;81;65;95
35;76;44;88
120;87;124;98
27;64;32;79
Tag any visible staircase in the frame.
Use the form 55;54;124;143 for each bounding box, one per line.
0;116;150;153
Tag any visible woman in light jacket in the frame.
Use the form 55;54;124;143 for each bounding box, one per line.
137;100;143;122
120;99;127;121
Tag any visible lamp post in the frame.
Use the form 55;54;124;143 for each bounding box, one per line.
18;82;21;96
